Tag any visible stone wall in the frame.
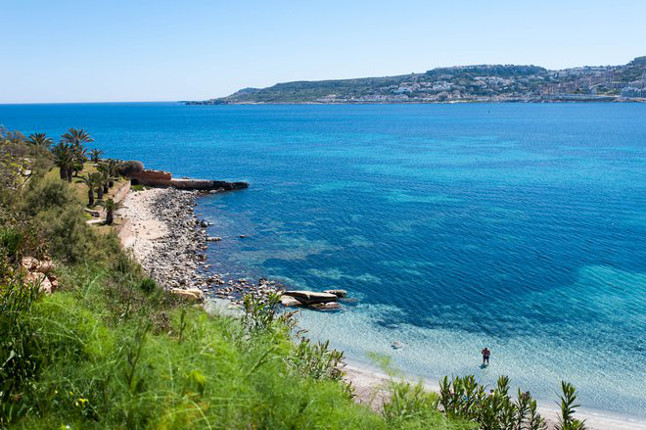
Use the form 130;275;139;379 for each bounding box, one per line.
122;161;248;191
129;169;173;186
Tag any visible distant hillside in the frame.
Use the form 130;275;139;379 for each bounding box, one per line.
189;57;646;104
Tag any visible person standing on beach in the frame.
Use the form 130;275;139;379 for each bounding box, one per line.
481;347;491;366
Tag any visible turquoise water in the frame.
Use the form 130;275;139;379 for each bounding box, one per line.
2;103;645;417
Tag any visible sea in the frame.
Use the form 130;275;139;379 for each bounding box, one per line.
1;102;645;419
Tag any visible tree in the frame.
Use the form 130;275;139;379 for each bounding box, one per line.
89;148;104;163
71;145;87;177
79;172;101;207
50;142;75;182
99;198;120;225
27;133;53;148
96;163;110;195
0;128;25;145
61;128;93;176
61;128;94;147
106;159;120;187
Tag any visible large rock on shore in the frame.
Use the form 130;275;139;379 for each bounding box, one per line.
323;289;347;298
171;288;205;302
280;295;302;307
310;302;341;311
283;290;338;305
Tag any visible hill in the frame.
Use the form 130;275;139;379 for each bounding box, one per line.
189;57;646;104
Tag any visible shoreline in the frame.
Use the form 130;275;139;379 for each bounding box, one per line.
117;186;284;301
116;186;646;430
343;360;646;430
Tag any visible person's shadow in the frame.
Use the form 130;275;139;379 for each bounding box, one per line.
480;363;488;369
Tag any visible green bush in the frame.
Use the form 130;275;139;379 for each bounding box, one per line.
439;375;548;429
0;227;23;261
0;282;41;426
138;277;157;295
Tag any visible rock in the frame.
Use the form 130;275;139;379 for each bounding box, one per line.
280;295;302;307
283;290;338;305
170;288;205;302
24;271;54;294
39;259;55;272
391;341;405;350
310;302;341;311
323;289;347;298
21;256;55;273
206;236;221;242
200;220;209;228
21;256;39;271
239;234;247;238
39;275;53;294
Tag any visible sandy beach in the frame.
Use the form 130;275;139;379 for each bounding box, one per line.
117;186;646;430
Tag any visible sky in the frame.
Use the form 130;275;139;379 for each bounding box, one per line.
1;0;645;103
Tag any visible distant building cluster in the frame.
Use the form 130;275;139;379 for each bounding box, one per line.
193;57;646;105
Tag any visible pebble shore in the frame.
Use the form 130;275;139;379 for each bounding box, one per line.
118;187;284;304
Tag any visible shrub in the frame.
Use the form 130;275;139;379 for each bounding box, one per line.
138;277;157;295
383;382;446;428
0;282;41;426
556;381;586;430
117;160;144;177
22;177;74;216
0;227;23;262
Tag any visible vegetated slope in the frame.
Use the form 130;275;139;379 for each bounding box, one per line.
190;56;646;104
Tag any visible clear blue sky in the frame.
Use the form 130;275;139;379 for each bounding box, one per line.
2;0;645;103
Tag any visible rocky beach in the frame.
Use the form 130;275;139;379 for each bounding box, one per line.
117;186;285;303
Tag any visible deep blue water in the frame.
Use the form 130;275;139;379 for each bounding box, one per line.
2;102;645;417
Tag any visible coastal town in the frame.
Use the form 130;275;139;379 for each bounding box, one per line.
191;56;646;104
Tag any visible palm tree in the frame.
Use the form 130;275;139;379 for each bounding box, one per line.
106;159;120;187
99;198;120;225
27;132;53;147
71;145;88;177
79;172;101;206
61;128;94;146
51;142;75;181
89;148;104;163
62;128;93;176
97;164;110;200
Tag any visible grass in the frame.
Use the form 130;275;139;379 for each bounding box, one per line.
45;163;127;207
